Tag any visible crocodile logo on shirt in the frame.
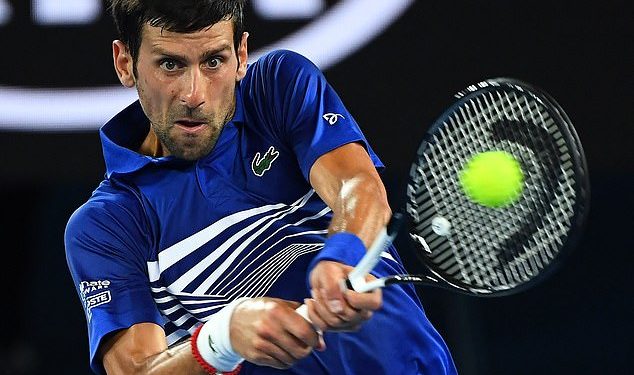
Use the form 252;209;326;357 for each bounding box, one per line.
252;146;280;177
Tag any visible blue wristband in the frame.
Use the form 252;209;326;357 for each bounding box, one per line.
308;232;366;273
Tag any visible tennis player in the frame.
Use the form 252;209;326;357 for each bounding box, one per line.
64;1;457;374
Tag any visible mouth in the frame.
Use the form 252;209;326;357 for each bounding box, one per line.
174;119;208;133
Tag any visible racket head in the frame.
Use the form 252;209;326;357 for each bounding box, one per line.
405;78;590;297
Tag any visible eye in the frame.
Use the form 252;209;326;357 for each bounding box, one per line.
159;59;180;71
206;57;222;69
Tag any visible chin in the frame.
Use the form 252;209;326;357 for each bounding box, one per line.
173;143;214;161
175;149;206;161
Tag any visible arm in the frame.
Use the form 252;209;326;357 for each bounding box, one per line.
309;142;391;244
100;299;323;374
66;194;321;374
101;323;203;375
306;142;389;331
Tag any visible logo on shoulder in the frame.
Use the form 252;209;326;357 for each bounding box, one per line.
252;146;280;177
79;280;112;321
323;113;345;125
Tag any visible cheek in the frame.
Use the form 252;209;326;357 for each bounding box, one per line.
138;79;177;115
211;76;236;101
137;83;160;122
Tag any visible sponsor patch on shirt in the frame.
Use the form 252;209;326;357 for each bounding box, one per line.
79;280;111;321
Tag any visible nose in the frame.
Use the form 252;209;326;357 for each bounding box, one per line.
181;68;206;109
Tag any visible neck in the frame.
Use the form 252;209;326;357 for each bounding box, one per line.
138;126;167;157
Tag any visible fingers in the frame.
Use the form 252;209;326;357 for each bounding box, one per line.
280;307;323;353
249;328;313;369
306;297;364;332
344;285;382;312
231;298;322;369
308;261;384;332
313;263;348;315
310;288;363;330
307;288;380;332
248;338;298;369
308;261;350;326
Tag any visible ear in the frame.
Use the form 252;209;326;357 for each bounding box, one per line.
112;40;136;88
236;32;249;82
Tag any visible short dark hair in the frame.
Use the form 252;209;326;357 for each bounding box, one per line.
109;0;246;65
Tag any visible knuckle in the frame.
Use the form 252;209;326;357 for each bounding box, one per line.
255;323;272;339
294;328;310;343
247;349;265;363
278;353;294;367
252;338;268;352
269;303;288;319
315;321;328;332
298;346;313;358
298;323;317;340
324;315;343;327
340;307;359;321
373;295;383;309
288;348;304;360
299;343;314;356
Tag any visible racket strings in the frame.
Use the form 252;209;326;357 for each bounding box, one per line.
408;86;580;292
482;93;572;283
457;94;541;285
465;95;536;284
488;93;563;269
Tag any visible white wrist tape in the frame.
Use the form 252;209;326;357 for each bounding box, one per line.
196;297;249;372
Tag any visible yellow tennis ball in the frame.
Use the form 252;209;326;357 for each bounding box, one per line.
459;151;524;208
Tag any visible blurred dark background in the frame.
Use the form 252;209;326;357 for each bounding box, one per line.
0;1;632;374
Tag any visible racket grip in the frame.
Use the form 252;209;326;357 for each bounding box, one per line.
295;304;310;321
347;213;406;291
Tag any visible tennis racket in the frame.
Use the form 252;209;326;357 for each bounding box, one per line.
303;77;589;306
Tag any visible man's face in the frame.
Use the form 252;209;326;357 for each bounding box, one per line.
133;21;247;160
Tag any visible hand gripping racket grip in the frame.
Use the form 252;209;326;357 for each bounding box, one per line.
295;213;405;321
345;212;405;292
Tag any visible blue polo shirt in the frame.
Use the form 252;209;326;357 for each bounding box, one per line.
65;49;456;375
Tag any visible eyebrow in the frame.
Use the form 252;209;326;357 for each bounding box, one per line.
201;44;233;60
151;43;233;62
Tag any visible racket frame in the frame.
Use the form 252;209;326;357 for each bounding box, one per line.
346;78;590;297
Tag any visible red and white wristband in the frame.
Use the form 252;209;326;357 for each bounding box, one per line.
191;297;249;374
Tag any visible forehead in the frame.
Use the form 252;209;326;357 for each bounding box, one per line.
140;20;235;52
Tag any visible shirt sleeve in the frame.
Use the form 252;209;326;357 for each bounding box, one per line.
64;188;163;374
246;50;385;180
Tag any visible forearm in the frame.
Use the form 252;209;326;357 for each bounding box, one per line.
104;339;205;375
309;143;392;249
327;173;391;248
103;301;245;375
307;170;388;329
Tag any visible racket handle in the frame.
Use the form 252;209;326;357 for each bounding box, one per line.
344;277;387;293
295;304;310;321
347;213;406;291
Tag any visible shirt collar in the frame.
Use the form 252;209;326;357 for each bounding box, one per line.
100;100;157;179
232;87;245;124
